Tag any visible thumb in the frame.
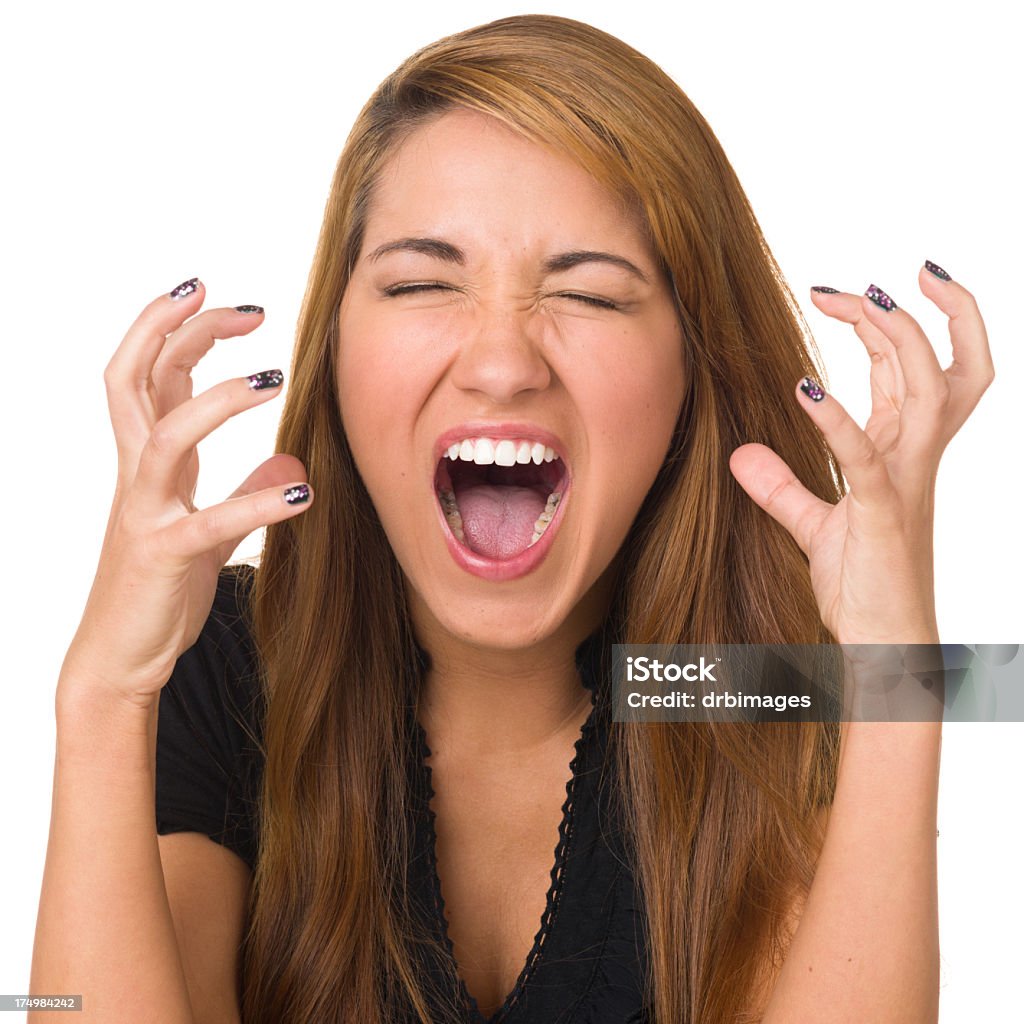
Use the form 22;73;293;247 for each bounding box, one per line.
729;443;825;557
225;453;308;500
217;453;310;562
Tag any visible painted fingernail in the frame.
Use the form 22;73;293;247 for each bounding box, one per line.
800;376;826;402
169;277;200;300
812;285;840;294
865;283;898;312
283;483;310;505
924;260;952;282
247;369;283;390
235;304;264;314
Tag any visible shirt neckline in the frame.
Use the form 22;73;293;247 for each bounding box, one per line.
412;633;604;1023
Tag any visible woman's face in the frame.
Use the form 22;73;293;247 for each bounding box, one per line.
337;108;685;654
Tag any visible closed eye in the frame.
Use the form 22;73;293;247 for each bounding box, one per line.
382;283;619;311
382;282;452;297
557;293;619;310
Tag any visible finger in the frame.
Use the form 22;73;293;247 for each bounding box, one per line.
810;286;896;363
152;304;267;421
917;262;995;429
104;277;205;468
214;453;308;564
859;282;951;451
794;376;900;519
809;286;904;451
158;478;313;567
132;369;285;509
728;442;831;558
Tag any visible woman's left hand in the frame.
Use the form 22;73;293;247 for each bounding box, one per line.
728;262;994;646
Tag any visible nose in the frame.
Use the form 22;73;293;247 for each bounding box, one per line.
449;300;552;404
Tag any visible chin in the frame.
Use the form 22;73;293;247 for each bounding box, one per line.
417;585;574;650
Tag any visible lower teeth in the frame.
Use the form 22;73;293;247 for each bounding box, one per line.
437;489;562;550
528;490;561;547
438;488;466;542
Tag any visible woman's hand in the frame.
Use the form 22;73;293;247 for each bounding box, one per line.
728;262;993;647
58;278;313;710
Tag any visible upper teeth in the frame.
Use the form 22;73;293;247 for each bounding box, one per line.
445;438;559;466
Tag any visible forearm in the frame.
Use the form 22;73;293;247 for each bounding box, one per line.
762;717;941;1023
30;679;194;1023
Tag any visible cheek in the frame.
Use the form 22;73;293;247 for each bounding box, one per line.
335;323;412;505
582;321;685;468
335;309;455;526
336;312;428;450
338;344;395;428
337;303;455;414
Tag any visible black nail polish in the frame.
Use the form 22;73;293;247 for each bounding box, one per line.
865;283;897;312
800;376;825;402
924;260;952;282
235;304;264;314
283;484;310;505
812;286;840;294
247;369;283;390
169;277;199;300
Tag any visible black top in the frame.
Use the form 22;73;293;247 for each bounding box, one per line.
155;566;652;1023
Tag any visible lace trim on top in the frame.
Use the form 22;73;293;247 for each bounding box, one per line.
414;682;600;1024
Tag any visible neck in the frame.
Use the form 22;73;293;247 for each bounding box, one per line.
410;569;615;762
416;634;596;761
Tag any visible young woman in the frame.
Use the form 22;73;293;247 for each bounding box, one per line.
31;14;992;1024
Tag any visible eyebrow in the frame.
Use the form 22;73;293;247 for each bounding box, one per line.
367;237;465;265
365;236;650;283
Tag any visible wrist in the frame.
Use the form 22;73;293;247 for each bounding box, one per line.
56;667;162;726
57;645;166;716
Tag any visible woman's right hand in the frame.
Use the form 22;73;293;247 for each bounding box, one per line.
58;277;313;710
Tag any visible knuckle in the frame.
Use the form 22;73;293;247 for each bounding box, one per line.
143;515;193;568
762;475;796;512
854;437;881;471
139;524;181;568
194;505;225;543
216;377;253;419
958;285;978;308
103;357;125;389
144;420;179;461
219;376;246;408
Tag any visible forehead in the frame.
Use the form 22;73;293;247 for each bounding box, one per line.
362;108;651;257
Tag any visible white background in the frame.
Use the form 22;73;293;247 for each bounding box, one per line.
1;1;1020;1019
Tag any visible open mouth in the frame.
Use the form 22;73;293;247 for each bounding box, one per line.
433;438;568;562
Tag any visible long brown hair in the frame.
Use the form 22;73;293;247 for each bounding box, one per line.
241;14;843;1023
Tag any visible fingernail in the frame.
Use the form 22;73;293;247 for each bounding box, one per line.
865;283;898;312
283;483;310;505
800;376;826;402
234;304;264;314
924;260;952;282
169;277;200;300
812;285;840;294
247;369;284;390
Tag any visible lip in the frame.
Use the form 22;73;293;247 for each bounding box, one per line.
430;421;573;583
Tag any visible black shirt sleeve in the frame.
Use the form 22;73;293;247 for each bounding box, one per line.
155;563;263;870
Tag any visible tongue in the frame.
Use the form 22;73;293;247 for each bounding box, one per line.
456;484;547;559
